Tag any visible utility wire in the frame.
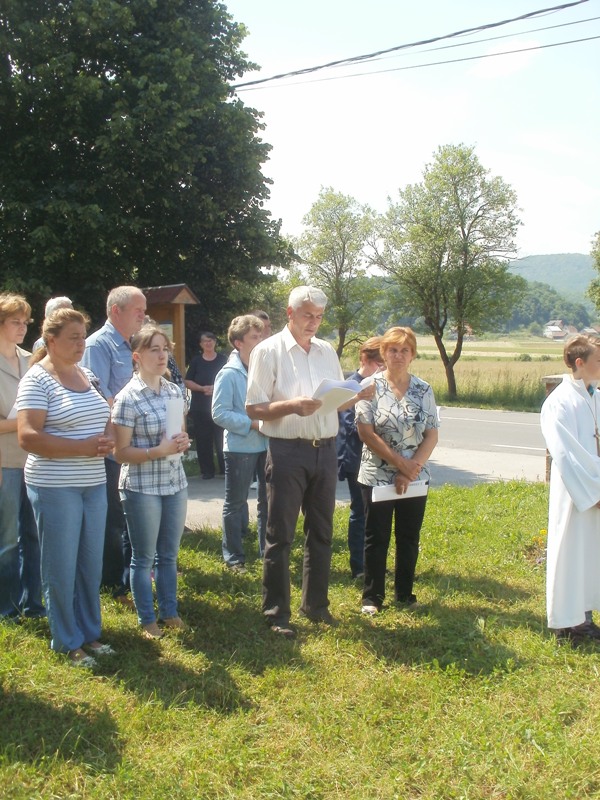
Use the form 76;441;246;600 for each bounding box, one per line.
370;14;600;63
232;0;590;89
305;34;600;85
236;34;600;92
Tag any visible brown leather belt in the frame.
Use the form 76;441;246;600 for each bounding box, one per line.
295;437;335;448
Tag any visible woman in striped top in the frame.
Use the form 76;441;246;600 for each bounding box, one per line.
17;308;115;668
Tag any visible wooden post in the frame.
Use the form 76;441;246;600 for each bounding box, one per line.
142;284;200;373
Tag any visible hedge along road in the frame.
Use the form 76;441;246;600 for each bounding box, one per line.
185;407;546;531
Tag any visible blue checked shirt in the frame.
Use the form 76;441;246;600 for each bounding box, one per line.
112;374;188;495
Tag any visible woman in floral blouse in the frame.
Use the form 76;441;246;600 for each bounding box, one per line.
356;327;438;615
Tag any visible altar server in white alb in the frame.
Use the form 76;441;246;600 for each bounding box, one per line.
540;334;600;646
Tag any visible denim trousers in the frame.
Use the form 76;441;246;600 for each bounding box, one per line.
346;471;365;577
27;483;106;653
360;485;427;609
120;488;187;625
222;450;267;565
0;468;44;618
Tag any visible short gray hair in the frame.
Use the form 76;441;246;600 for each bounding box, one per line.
44;296;72;317
288;285;328;311
106;286;144;318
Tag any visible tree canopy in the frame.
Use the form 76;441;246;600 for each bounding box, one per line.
372;144;522;398
508;281;590;331
295;188;377;356
587;231;600;312
0;0;284;338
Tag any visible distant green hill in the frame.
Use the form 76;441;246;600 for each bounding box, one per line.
508;253;594;303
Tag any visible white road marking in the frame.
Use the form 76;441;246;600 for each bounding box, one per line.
441;414;539;427
493;444;545;452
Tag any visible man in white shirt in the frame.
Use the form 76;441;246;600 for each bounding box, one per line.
246;286;372;637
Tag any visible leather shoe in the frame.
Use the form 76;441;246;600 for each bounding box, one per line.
555;627;589;647
115;594;135;611
159;616;187;630
299;609;339;627
269;623;296;639
142;622;164;639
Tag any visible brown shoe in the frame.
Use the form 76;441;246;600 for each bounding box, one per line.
115;594;135;611
160;616;187;630
270;623;297;639
142;622;164;639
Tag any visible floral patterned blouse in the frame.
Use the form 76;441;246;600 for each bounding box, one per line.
356;373;439;487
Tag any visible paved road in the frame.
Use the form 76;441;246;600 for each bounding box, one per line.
438;406;545;453
428;406;546;488
185;407;547;529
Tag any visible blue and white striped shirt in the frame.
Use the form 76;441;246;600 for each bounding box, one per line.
16;365;110;487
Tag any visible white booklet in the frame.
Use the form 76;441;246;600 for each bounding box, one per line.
312;378;362;415
372;479;429;503
164;396;185;461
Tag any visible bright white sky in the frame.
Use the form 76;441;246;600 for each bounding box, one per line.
224;0;599;257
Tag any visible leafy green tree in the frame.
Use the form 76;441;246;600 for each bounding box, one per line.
587;231;600;312
295;188;377;356
507;281;590;331
372;144;522;398
0;0;283;337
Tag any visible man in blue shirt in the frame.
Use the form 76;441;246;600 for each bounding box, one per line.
81;286;146;604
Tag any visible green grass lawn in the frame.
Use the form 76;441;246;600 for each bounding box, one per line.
4;482;600;799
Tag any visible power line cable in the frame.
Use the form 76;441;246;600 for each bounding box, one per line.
316;34;600;83
231;0;590;89
236;34;600;92
369;14;600;63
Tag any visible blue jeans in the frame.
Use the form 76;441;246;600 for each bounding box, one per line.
222;451;267;565
27;484;107;652
0;468;44;618
120;488;187;625
346;472;365;577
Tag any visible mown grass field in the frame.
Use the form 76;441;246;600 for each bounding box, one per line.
4;482;600;799
342;336;567;412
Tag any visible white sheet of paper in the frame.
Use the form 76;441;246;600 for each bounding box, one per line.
7;403;17;420
165;396;185;461
371;479;429;502
312;378;362;415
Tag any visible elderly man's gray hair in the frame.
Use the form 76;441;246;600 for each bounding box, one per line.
44;296;73;317
288;285;328;311
106;286;144;317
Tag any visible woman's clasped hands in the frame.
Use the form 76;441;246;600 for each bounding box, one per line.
157;432;191;457
394;456;423;494
85;434;115;458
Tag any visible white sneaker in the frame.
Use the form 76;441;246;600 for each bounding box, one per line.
361;604;378;616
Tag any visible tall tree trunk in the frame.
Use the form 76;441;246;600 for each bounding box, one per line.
432;331;458;400
444;361;458;399
336;325;347;358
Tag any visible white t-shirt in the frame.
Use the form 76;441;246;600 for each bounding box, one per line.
16;364;110;487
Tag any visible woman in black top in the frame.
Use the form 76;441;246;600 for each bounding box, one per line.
184;331;227;479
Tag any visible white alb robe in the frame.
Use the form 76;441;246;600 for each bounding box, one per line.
540;375;600;629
